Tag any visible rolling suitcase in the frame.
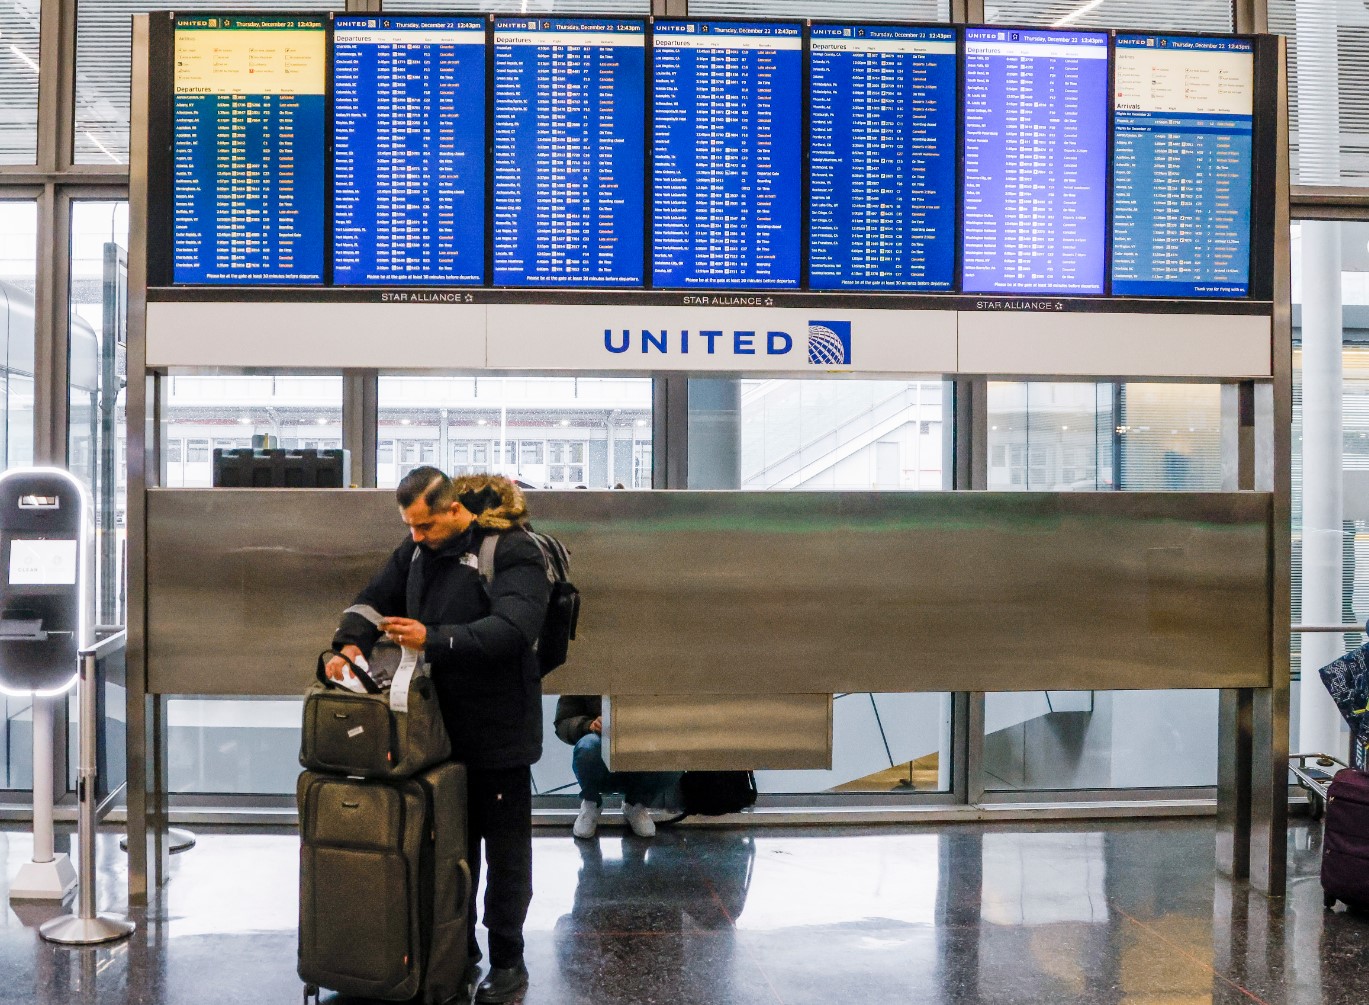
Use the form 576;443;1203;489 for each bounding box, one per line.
298;761;471;1003
1321;767;1369;910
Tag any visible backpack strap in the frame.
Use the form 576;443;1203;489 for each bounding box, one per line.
405;543;424;619
478;533;499;585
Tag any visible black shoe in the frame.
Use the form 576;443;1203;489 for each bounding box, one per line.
474;963;529;1004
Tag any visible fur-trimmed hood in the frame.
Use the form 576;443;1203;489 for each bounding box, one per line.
450;473;529;531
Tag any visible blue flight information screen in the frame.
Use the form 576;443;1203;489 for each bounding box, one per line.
492;18;645;287
961;28;1109;295
172;16;327;285
809;24;957;291
652;20;802;289
332;17;486;286
1112;35;1254;298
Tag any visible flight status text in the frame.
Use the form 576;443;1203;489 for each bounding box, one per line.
652;21;802;289
1112;35;1254;298
333;17;486;285
172;16;326;285
962;29;1109;295
809;24;957;291
492;18;645;287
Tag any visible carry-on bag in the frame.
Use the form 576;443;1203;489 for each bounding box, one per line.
660;770;758;824
1318;641;1369;770
298;761;471;1003
1321;766;1369;910
299;647;450;780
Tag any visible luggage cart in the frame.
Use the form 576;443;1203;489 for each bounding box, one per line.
1294;622;1367;819
1289;752;1348;820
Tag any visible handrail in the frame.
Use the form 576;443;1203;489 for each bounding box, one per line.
80;630;126;663
1291;624;1365;633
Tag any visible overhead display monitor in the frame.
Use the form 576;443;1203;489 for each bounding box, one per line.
492;18;646;287
1111;35;1254;298
809;23;957;292
961;28;1109;295
332;16;487;286
652;20;803;289
172;15;326;285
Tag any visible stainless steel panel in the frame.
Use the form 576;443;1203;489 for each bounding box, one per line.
604;694;832;771
146;488;1272;697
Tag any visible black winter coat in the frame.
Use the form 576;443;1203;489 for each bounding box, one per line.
332;526;551;770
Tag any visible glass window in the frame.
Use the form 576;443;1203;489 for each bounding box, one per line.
984;380;1224;792
1290;221;1369;755
168;698;302;795
686;377;953;794
698;378;947;491
688;0;950;21
0;202;37;473
161;375;343;487
74;0;344;165
1269;0;1363;186
376;376;652;490
0;4;39;164
70;201;130;625
983;0;1232;31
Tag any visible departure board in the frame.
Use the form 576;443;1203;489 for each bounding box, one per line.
333;17;486;286
809;24;957;292
492;18;645;287
1112;36;1254;298
652;21;802;289
172;16;326;285
961;28;1109;295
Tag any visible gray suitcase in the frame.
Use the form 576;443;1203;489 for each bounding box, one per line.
298;761;471;1004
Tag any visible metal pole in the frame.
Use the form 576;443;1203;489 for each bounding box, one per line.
10;696;76;900
41;644;135;944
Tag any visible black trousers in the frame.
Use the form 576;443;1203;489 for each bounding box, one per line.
466;765;533;969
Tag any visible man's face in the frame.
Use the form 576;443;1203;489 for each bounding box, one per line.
401;497;473;549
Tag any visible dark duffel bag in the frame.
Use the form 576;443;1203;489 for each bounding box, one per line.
299;648;450;780
661;770;758;824
1322;767;1369;910
299;762;472;1004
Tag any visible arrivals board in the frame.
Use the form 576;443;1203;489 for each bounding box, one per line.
172;16;326;285
651;20;803;289
809;23;957;291
332;17;486;286
1111;35;1254;298
492;18;646;287
961;28;1109;295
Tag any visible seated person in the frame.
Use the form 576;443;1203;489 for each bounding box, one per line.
555;695;680;839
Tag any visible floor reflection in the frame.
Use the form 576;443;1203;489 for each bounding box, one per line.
0;820;1359;1004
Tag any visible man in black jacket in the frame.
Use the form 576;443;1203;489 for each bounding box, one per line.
327;467;550;1004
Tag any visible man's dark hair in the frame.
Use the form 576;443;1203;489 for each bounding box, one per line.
396;466;458;512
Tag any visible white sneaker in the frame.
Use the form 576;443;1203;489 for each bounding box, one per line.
623;802;656;838
572;800;600;839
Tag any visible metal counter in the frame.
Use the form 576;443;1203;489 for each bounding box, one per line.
146;488;1272;698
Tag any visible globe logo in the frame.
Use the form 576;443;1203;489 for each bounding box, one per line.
807;321;852;365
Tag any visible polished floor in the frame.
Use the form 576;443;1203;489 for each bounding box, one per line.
0;816;1361;1004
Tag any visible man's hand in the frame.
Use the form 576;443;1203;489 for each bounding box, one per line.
325;645;363;682
379;617;427;651
589;716;602;735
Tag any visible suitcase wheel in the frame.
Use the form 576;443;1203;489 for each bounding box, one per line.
1310;794;1325;820
302;983;319;1005
1324;893;1338;910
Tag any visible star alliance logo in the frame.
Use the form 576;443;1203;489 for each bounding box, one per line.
807;321;852;366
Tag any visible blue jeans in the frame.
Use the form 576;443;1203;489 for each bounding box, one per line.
572;733;680;808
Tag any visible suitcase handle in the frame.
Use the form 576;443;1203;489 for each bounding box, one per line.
316;649;382;695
